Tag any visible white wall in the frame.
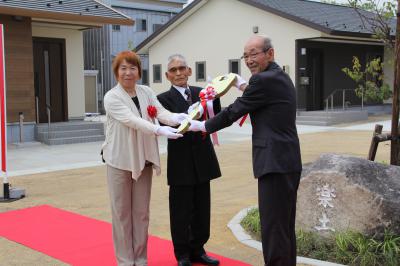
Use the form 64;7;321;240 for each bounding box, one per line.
148;0;321;106
32;25;85;119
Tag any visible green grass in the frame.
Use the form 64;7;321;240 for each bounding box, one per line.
240;207;400;266
240;208;261;240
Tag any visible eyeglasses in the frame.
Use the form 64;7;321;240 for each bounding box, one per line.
168;66;188;73
241;48;270;61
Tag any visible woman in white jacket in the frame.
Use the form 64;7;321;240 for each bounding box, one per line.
102;50;187;266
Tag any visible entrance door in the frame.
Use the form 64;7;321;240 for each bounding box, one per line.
33;37;67;123
306;49;323;111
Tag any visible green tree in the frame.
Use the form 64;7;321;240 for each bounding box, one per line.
342;56;392;102
326;1;396;102
345;0;399;165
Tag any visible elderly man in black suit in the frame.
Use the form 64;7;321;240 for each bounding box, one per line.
189;35;302;266
157;54;221;266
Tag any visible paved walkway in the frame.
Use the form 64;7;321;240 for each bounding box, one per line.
6;119;391;177
0;117;393;265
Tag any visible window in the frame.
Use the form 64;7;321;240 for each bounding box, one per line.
152;23;163;32
153;64;162;83
112;25;120;31
195;61;206;81
137;19;147;32
141;69;149;85
229;59;240;75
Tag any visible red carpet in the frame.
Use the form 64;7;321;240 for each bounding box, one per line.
0;205;251;266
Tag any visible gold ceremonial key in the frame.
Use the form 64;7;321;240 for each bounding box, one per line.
176;73;237;134
213;72;237;97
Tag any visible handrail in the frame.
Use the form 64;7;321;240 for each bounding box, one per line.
36;96;52;142
324;88;363;112
35;96;39;123
46;104;51;141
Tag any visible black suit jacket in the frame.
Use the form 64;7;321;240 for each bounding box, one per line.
206;62;302;178
158;86;222;186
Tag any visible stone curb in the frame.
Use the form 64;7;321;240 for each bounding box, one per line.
227;206;345;266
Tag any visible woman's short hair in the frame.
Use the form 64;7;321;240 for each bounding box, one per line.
112;50;142;79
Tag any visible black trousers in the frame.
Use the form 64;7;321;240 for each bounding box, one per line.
258;172;301;266
169;181;211;260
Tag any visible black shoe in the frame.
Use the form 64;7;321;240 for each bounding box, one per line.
191;254;220;266
178;257;192;266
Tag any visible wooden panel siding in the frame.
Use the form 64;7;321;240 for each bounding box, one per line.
0;15;35;123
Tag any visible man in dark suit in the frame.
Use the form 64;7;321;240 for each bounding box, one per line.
189;36;302;266
157;54;221;266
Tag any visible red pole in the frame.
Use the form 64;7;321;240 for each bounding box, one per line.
0;24;6;172
0;24;9;199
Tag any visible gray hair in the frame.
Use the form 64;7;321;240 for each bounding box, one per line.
167;54;187;67
260;35;273;51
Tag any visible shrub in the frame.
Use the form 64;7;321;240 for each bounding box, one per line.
240;207;400;265
240;208;261;241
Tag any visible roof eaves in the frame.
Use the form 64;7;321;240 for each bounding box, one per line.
111;0;182;14
0;0;134;26
159;0;188;4
135;0;204;53
92;0;134;25
0;5;133;25
32;19;104;30
329;29;375;39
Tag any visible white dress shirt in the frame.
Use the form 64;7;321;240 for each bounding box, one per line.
173;85;190;100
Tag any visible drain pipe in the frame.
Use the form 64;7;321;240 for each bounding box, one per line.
19;112;24;143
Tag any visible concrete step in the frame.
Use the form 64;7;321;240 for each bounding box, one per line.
296;120;331;126
35;121;105;145
296;115;335;122
36;122;104;133
297;110;365;116
296;110;368;126
43;135;105;145
297;111;333;116
37;128;104;140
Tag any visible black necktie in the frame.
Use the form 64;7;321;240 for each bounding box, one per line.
184;88;192;105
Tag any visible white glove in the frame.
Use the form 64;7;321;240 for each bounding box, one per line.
188;120;206;132
155;126;183;139
234;74;247;91
188;102;204;117
171;113;189;124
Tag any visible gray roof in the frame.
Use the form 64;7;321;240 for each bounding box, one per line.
159;0;187;3
0;0;133;25
243;0;396;36
111;0;186;14
136;0;396;52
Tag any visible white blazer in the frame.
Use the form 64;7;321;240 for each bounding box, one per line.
102;83;178;180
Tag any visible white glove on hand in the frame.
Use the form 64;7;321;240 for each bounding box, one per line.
155;126;183;139
188;120;206;132
234;74;247;91
171;113;189;124
188;102;204;117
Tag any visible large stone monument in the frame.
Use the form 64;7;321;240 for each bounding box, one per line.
296;153;400;237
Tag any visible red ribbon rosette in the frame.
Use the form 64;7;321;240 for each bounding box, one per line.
147;105;157;123
199;86;220;145
199;86;216;121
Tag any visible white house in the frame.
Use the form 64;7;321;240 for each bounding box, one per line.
136;0;395;110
